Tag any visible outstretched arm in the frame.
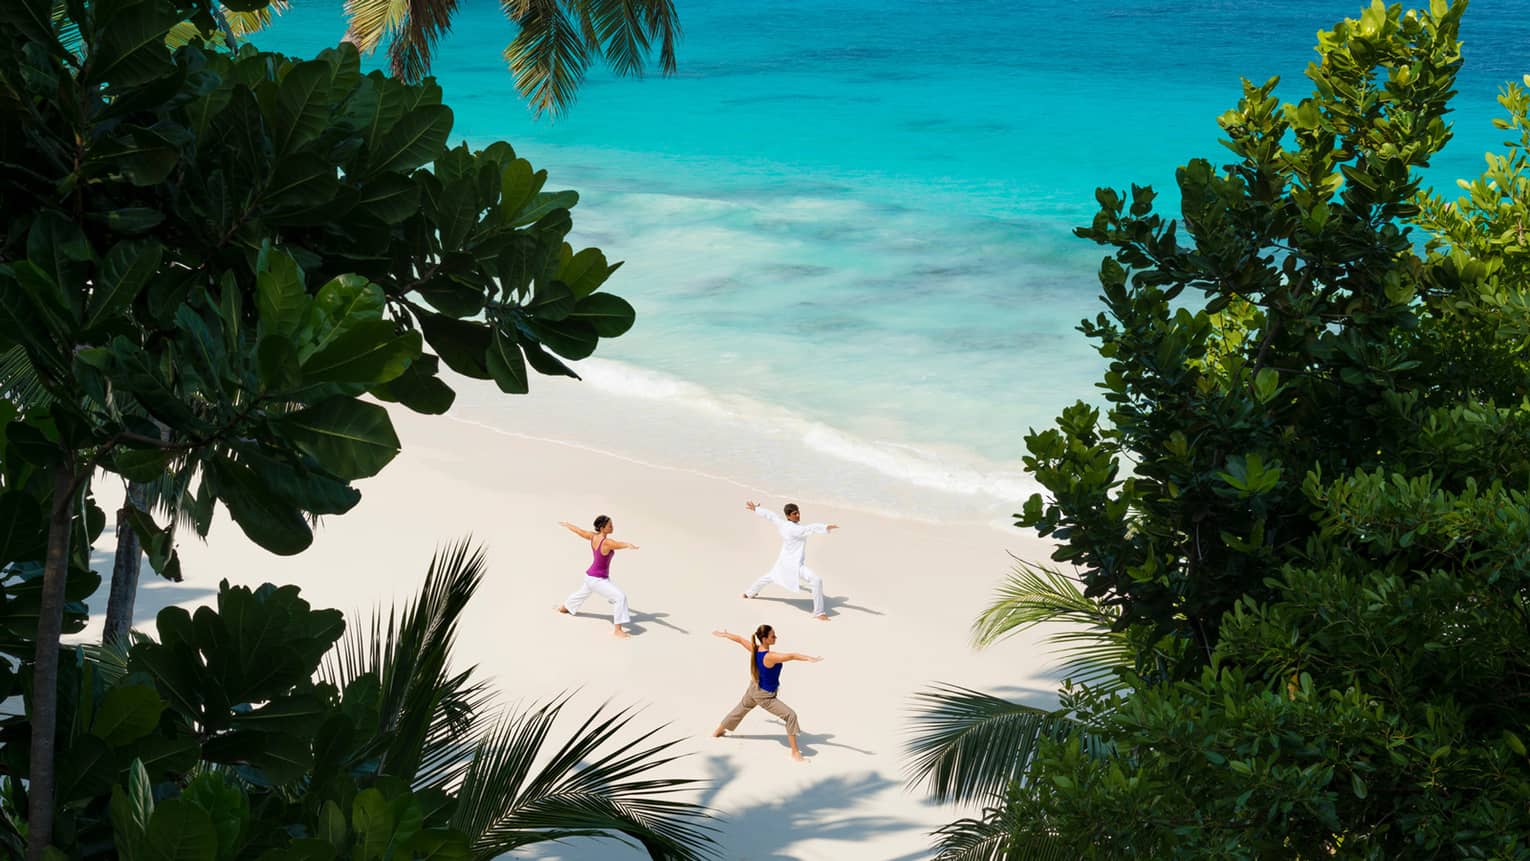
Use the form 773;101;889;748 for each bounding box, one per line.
747;500;784;524
559;521;595;540
765;651;823;666
605;539;640;550
712;629;752;652
805;522;838;535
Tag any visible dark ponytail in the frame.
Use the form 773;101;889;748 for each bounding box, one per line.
749;624;772;683
593;515;610;531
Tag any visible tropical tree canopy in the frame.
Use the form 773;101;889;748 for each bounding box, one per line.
0;0;640;855
0;541;718;860
909;1;1530;857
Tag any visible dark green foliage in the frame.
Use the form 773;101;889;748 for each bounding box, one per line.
0;0;641;855
0;0;634;560
998;476;1530;857
1017;0;1484;657
1;542;717;859
911;1;1530;857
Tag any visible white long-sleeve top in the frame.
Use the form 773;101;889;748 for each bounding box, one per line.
755;507;829;592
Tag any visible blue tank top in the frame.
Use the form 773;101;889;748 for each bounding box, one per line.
754;650;783;692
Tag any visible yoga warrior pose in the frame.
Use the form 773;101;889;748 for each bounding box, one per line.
556;516;639;639
711;624;822;761
742;500;838;620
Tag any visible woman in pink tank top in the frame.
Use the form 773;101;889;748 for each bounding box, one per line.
556;515;641;639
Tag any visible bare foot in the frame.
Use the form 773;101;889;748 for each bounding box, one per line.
791;750;805;762
712;727;727;738
613;627;631;639
814;613;830;622
556;605;570;614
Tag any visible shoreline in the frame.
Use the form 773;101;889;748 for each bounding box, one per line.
447;363;1043;531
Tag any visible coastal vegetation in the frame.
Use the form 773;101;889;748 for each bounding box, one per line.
0;0;710;858
910;0;1530;857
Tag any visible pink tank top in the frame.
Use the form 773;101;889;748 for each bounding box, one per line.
586;536;613;578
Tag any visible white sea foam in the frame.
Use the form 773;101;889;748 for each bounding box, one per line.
797;423;1034;501
562;357;1041;520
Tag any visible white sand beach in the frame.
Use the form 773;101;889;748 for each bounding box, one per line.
79;377;1065;861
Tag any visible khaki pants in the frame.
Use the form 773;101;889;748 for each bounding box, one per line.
719;683;800;736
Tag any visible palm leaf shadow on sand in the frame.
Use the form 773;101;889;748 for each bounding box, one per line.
697;756;927;860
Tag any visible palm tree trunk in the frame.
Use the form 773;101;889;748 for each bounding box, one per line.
26;463;76;861
102;480;148;645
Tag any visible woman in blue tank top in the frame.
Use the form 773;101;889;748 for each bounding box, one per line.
710;624;823;761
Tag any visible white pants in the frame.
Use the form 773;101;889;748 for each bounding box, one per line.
565;576;631;625
745;568;825;616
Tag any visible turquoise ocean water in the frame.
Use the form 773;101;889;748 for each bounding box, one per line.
259;1;1530;521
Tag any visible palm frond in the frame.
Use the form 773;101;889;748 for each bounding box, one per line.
502;0;588;117
933;805;1073;861
972;560;1144;696
385;0;460;82
342;0;459;80
223;0;289;38
0;346;51;408
81;634;141;685
931;811;1013;861
344;0;409;54
320;539;494;787
450;695;716;860
344;0;679;114
906;684;1076;805
637;0;678;75
141;457;207;539
583;0;677;79
972;560;1117;648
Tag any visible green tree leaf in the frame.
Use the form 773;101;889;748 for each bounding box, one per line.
486;329;528;394
256;249;309;340
368;104;453;175
91;683;165;746
568;293;636;337
352;788;394;861
498;158;546;222
274;397;401;480
205;457;313;556
275;60;334;154
87;240;163;330
525;318;598;360
319;801;348;849
145;798;219;861
417;312;492;379
508;190;579;228
557;247;613;298
298;322;420;386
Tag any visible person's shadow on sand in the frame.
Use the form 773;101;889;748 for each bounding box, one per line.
720;730;874;758
562;608;689;636
744;593;883;619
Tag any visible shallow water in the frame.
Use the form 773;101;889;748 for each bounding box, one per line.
259;0;1530;520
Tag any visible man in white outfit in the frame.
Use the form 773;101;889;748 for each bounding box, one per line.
742;500;839;621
